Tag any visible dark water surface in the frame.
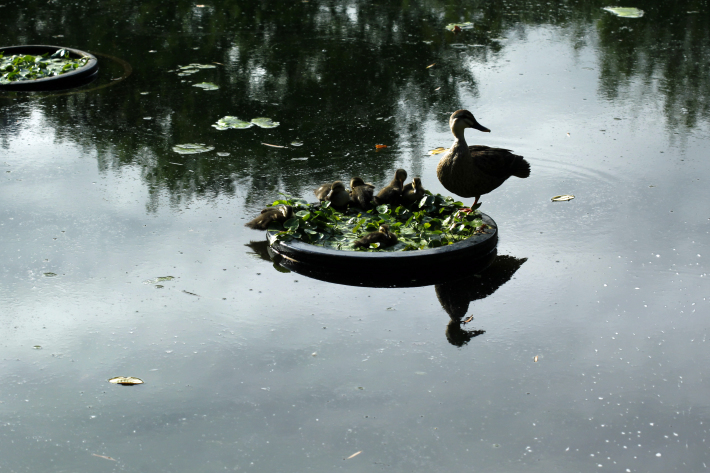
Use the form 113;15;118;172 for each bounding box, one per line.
2;0;710;471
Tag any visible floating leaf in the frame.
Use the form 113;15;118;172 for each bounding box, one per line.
291;141;304;147
426;63;436;69
262;142;287;148
108;376;144;385
602;6;644;18
172;143;214;154
251;117;280;128
428;147;448;155
445;22;474;31
375;144;388;149
346;451;362;460
43;272;57;277
212;116;253;130
217;152;231;156
144;276;175;284
534;355;539;362
551;194;575;202
193;82;219;90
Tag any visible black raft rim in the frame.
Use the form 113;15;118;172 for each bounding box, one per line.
267;212;498;272
0;45;99;91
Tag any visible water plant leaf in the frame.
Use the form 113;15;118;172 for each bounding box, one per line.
251;117;280;128
212;116;253;130
108;376;144;385
428;147;448;155
445;22;474;31
43;272;57;277
602;6;644;18
283;218;299;230
193;82;219;90
551;194;575;201
262;142;287;148
172;143;215;154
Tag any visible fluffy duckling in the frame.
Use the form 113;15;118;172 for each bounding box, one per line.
353;224;398;249
245;205;293;230
436;109;530;209
314;182;334;201
401;177;425;206
349;176;375;209
373;168;407;205
324;180;351;208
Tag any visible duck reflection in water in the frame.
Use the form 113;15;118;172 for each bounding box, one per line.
437;255;527;347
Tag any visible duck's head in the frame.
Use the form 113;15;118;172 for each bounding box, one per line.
379;224;391;234
412;177;422;190
394;168;407;184
449;109;490;136
327;181;346;199
350;177;365;189
280;205;294;218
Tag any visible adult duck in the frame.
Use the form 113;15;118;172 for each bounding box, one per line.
436;110;530;209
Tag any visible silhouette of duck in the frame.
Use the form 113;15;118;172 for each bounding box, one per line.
436;110;530;209
401;177;425;206
349;177;375;209
353;224;398;249
245;205;293;230
325;181;351;208
373;168;407;205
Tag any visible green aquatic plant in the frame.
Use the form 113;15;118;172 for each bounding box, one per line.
0;49;89;84
212;116;254;130
250;117;280;128
267;193;490;252
602;6;644;18
192;82;219;90
172;143;215;154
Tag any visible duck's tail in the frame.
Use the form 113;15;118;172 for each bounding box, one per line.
512;156;531;178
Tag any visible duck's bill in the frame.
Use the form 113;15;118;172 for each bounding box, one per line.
471;121;490;132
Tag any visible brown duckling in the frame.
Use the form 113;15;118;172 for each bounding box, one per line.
373;168;407;206
245;205;293;230
349;177;375;209
400;177;425;206
324;180;351;208
436;109;530;209
314;182;334;201
353;224;398;249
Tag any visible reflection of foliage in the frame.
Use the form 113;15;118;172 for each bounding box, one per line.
1;0;709;207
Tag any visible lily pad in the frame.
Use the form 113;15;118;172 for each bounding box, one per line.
445;22;474;31
108;376;144;385
212;116;254;130
172;144;214;155
144;276;175;284
602;6;644;18
193;82;219;90
251;117;280;128
551;194;575;202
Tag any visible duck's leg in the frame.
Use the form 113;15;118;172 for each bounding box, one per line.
460;196;480;214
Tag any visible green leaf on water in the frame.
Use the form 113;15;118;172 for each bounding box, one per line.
212;116;254;130
376;205;390;214
251;117;280;128
172;143;215;154
602;6;644;18
193;82;219;90
283;218;299;230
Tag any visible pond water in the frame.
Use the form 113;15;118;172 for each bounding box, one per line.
2;0;710;471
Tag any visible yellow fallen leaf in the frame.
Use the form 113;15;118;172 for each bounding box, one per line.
463;315;473;324
108;376;144;385
375;144;388;149
92;454;116;462
262;143;287;148
346;451;362;460
551;194;575;202
428;147;448;155
534;355;539;362
426;63;436;69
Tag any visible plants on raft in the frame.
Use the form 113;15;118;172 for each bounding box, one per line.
0;49;89;84
267;193;491;252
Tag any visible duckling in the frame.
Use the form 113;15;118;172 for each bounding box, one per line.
400;177;425;206
349;176;375;209
314;182;334;201
325;180;351;208
353;224;398;249
373;168;407;205
436;109;530;210
245;205;293;230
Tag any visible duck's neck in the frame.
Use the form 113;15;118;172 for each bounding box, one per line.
450;127;470;158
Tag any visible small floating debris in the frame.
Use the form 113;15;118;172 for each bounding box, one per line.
143;276;175;284
428;147;448;155
172;143;214;154
192;82;219;90
445;22;474;31
375;144;388;149
43;272;57;277
551;194;575;202
262;142;287;148
108;376;144;385
212;116;254;130
33;345;42;350
602;6;644;18
345;451;362;460
216;151;231;157
251;117;280;128
290;141;303;147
